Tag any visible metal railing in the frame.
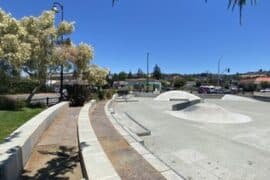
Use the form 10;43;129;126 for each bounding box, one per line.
30;97;61;107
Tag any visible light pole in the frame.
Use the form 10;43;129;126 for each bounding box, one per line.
146;52;150;92
52;2;64;101
217;56;223;86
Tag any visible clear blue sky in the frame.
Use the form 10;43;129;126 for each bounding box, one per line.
1;0;270;74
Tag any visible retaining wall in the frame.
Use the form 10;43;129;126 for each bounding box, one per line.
0;102;68;180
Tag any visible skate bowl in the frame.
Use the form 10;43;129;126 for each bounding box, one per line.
167;102;252;124
154;90;201;101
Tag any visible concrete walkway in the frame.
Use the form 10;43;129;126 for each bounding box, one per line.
21;106;83;179
90;101;165;180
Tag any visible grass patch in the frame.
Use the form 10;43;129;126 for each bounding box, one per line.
0;107;44;141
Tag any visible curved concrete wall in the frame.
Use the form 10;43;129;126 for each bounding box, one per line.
0;102;68;180
78;100;120;180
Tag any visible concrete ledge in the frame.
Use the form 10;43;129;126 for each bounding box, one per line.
78;100;121;180
105;101;144;144
172;99;201;111
0;102;68;180
105;99;185;180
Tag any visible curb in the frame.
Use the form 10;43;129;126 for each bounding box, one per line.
105;99;185;180
78;100;121;180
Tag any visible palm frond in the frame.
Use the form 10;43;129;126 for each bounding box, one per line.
112;0;119;7
227;0;256;25
113;0;257;25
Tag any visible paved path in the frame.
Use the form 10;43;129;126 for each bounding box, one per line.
21;106;83;180
90;101;165;180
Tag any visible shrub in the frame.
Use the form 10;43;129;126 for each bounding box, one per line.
66;84;91;106
105;89;115;99
98;89;105;100
0;96;26;110
27;102;47;109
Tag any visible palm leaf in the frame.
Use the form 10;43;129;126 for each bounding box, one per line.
112;0;257;24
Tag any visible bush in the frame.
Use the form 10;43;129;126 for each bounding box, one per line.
0;96;26;110
105;89;115;99
27;102;47;109
66;84;91;106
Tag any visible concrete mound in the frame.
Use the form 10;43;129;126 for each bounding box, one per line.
222;95;258;102
167;103;252;124
154;90;200;101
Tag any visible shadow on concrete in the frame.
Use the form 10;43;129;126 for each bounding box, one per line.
79;141;90;150
21;146;80;180
0;131;21;144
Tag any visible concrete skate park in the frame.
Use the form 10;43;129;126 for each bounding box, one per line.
111;91;270;180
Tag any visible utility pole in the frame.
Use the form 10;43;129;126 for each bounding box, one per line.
146;52;150;92
217;56;223;86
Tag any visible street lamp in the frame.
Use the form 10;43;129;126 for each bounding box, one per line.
52;2;64;101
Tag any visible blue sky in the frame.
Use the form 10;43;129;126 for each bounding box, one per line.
1;0;270;74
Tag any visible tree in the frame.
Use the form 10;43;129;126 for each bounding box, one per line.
173;77;186;89
83;65;109;87
0;9;95;102
118;71;128;81
261;81;270;89
128;71;133;79
137;68;145;78
0;9;31;71
153;64;162;80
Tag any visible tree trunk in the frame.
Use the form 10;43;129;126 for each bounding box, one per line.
26;84;43;104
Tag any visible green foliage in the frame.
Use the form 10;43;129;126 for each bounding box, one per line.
118;71;128;81
93;89;116;100
0;78;45;94
128;71;133;79
0;96;26;110
66;85;91;106
173;77;186;89
153;64;162;80
239;83;257;92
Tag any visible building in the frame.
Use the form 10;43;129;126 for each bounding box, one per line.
113;78;162;92
240;75;270;85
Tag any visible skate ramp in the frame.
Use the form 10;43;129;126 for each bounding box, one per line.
154;90;200;101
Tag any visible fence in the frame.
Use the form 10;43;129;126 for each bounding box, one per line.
30;97;61;106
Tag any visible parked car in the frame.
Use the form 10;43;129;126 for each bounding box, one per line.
260;88;270;93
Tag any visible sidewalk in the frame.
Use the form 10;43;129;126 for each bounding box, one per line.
90;101;166;180
21;106;83;179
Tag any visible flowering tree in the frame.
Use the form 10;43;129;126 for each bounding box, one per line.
83;65;109;87
0;9;31;70
0;8;105;101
